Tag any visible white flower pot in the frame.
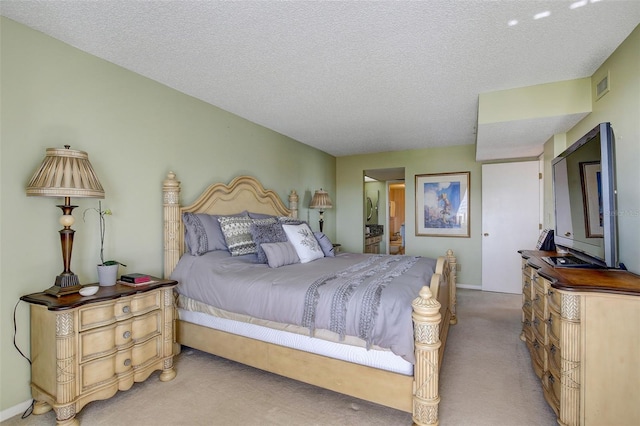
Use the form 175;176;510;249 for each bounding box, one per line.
97;264;119;286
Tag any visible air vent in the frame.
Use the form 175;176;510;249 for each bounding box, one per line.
596;71;610;100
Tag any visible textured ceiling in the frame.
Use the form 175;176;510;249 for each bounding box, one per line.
2;0;639;159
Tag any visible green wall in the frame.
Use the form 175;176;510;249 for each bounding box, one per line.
337;144;482;286
0;18;335;413
543;25;640;272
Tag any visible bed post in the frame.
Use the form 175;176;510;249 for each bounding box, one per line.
412;286;442;426
288;189;299;219
163;171;181;279
446;249;457;325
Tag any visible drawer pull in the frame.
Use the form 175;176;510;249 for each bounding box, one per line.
524;319;531;326
124;359;131;367
524;301;531;308
550;344;557;354
122;306;131;314
533;318;540;327
548;374;555;384
548;289;554;296
533;341;540;349
123;331;131;339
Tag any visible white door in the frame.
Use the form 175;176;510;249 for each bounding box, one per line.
482;161;540;293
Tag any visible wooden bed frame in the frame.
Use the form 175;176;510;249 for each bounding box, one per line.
162;172;457;426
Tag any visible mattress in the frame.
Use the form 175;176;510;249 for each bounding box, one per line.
178;307;414;375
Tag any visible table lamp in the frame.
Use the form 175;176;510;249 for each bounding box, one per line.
26;145;105;296
309;188;333;233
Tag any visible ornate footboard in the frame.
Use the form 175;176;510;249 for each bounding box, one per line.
162;172;457;426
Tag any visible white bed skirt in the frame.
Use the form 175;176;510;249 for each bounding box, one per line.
178;308;414;375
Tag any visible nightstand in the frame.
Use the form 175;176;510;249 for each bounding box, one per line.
20;279;177;426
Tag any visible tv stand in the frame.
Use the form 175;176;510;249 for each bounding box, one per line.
519;250;640;426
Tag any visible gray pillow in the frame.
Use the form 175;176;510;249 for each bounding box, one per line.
219;216;276;256
314;232;335;257
250;222;288;263
249;212;277;220
261;242;300;268
182;211;248;255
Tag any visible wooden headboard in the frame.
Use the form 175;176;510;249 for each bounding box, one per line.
162;172;299;278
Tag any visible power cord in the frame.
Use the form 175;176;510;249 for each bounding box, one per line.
13;299;35;419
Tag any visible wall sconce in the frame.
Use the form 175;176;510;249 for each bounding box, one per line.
26;145;105;296
309;188;333;233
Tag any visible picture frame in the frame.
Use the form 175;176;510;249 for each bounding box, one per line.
415;172;470;237
580;161;603;237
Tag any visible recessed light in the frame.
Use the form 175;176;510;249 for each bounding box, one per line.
508;19;519;26
570;0;588;9
533;11;551;20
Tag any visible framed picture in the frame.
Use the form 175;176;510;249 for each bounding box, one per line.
415;172;470;237
580;161;603;237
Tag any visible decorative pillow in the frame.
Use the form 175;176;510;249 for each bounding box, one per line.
261;242;300;268
250;222;288;263
249;212;277;220
278;216;306;225
219;216;276;256
182;211;248;256
282;223;324;263
314;232;335;257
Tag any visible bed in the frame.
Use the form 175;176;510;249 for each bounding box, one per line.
162;172;457;426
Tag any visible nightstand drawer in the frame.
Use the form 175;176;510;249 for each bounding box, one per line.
80;319;133;363
132;334;163;367
132;310;162;342
80;348;133;392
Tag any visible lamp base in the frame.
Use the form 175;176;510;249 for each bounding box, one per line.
45;273;82;297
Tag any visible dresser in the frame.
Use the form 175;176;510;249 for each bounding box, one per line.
21;279;177;426
364;234;382;254
519;251;640;426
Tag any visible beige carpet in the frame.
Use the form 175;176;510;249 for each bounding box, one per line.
3;289;556;425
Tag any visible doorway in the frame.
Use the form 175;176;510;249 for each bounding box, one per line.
364;168;405;254
388;181;405;254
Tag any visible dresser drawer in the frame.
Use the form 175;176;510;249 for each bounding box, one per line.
547;341;561;377
522;315;534;343
548;308;561;342
79;319;133;363
132;334;163;367
547;286;561;314
542;372;560;416
80;348;133;392
79;292;162;332
532;315;548;345
527;339;545;379
131;310;162;342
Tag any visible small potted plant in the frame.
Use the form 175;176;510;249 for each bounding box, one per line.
83;201;126;286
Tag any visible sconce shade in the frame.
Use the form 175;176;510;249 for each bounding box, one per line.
309;189;333;210
27;146;105;198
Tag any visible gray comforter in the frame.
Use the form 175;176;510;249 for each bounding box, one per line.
171;251;436;362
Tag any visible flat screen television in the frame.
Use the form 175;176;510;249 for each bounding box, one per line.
549;122;618;268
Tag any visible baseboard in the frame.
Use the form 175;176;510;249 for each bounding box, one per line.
0;399;32;422
457;283;481;290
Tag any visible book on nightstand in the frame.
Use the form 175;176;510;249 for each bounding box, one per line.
120;273;152;285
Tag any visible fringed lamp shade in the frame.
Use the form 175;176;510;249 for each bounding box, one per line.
26;145;104;296
309;189;333;232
